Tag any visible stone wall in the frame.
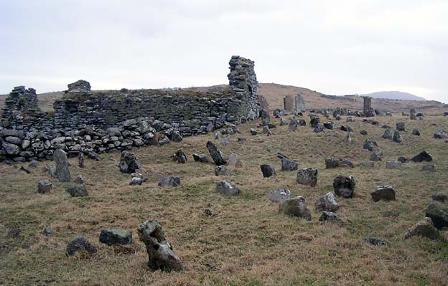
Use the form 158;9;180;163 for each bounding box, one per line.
1;86;48;128
0;55;260;162
52;56;259;131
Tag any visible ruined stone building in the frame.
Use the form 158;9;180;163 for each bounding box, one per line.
0;56;261;162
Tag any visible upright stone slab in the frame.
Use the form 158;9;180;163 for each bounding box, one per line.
363;96;375;117
283;95;295;112
295;94;305;112
53;149;71;182
410;108;417;120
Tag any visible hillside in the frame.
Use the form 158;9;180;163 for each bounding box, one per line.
362;91;426;101
258;83;446;114
1;113;447;285
0;84;446;115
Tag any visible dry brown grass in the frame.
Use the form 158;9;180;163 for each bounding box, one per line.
1;114;448;285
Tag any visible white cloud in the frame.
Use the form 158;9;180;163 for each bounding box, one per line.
0;0;446;102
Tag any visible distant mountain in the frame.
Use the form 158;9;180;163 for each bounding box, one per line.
361;91;426;101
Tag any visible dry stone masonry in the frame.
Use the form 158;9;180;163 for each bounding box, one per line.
0;56;261;162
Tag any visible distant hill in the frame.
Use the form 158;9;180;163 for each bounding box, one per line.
362;91;426;101
258;83;445;114
1;83;445;115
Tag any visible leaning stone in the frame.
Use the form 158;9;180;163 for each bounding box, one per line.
37;179;52;194
206;141;226;166
260;164;276;178
371;185;396;202
386;161;402;169
333;176;356;198
216;181;240;196
267;188;291;203
425;201;448;229
137;220;183;272
119;151;140;173
53;149;71;182
315;192;339;212
66;236;97;256
296;168;318;187
279;196;312;220
65;183;88;197
411;151;433;162
99;228;132;245
404;217;440;240
158;176;181;188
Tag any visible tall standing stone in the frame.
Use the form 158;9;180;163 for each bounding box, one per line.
363;96;375;117
283;95;295;112
53;149;71;182
410;108;417;120
206;141;226;166
295;94;305;113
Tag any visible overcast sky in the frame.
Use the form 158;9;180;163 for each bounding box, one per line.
1;0;447;102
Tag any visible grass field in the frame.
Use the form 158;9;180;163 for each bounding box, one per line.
1;114;447;285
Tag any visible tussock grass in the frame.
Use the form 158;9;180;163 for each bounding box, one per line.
1;114;447;285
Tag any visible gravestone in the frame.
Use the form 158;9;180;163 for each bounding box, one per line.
53;149;71;182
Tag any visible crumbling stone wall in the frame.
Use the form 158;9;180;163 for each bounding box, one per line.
0;86;46;128
0;55;260;162
52;56;259;131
